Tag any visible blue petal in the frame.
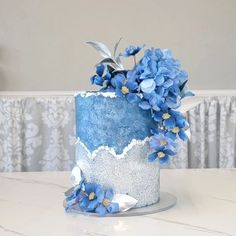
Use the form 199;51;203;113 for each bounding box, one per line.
96;64;105;77
105;189;114;201
165;149;176;156
115;87;124;98
178;130;188;141
79;197;89;209
148;152;157;162
150;141;159;150
138;101;151;110
104;72;111;81
93;75;103;86
164;117;176;129
96;185;105;203
166;131;177;140
176;117;187;128
163;79;173;88
154;74;165;86
85;183;96;194
126;93;138;104
159;155;169;164
126;80;138;91
153;112;163;122
95;204;108;216
87;199;98;211
107;202;119;214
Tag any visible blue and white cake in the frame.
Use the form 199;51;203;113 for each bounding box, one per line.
64;40;194;216
75;91;159;207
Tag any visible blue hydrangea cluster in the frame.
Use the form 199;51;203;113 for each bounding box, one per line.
64;179;119;216
89;43;193;164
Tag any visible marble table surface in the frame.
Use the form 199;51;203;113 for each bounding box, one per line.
0;169;236;236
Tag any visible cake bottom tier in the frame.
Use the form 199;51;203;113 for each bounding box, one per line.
76;139;160;208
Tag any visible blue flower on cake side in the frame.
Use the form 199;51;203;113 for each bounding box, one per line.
64;175;137;216
79;183;103;212
148;146;176;164
95;189;119;216
150;132;176;150
80;183;119;216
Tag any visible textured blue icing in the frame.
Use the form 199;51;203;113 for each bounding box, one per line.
75;92;157;154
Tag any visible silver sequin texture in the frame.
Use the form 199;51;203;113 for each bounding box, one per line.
76;139;160;208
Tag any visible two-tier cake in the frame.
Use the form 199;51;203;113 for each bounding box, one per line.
64;40;193;216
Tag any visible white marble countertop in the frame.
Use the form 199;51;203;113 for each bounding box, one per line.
0;169;236;236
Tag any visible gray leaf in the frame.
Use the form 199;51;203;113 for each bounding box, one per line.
112;194;138;212
115;56;124;70
70;165;82;186
86;41;112;58
113;37;122;57
99;58;116;64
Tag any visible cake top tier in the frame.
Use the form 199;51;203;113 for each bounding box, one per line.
75;93;156;155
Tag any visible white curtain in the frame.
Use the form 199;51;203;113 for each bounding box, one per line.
0;95;235;172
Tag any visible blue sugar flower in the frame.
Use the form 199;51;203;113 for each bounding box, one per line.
96;64;105;76
91;64;113;87
112;73;139;103
79;183;104;212
64;180;85;212
150;133;176;150
166;118;189;141
90;75;103;86
148;146;176;164
80;184;119;216
153;107;180;129
140;79;156;94
139;92;163;111
122;45;144;57
95;189;119;216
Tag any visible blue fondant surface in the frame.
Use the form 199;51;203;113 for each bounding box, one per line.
75;93;157;154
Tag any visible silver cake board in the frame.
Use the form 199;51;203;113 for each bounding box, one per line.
70;192;176;217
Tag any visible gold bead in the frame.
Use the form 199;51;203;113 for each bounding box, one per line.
162;113;171;120
172;127;180;133
157;151;165;158
121;86;129;94
88;192;96;200
102;198;111;207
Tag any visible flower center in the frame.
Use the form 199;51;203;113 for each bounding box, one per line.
157;151;165;158
88;192;96;200
160;140;167;145
102;198;111;207
162;113;171;120
121;86;129;94
172;127;180;133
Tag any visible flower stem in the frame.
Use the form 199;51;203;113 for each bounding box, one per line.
133;55;137;66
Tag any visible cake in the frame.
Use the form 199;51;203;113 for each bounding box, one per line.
75;91;159;207
64;40;193;216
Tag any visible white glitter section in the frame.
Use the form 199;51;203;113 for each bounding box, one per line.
74;91;143;99
76;138;160;208
74;91;117;98
75;137;151;160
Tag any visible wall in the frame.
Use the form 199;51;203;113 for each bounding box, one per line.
0;0;235;91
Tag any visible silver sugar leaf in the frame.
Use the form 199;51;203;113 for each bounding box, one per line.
113;37;122;58
71;165;82;186
86;41;112;58
112;194;138;212
115;56;124;70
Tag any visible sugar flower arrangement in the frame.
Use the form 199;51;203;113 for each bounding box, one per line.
64;167;137;216
87;39;194;164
